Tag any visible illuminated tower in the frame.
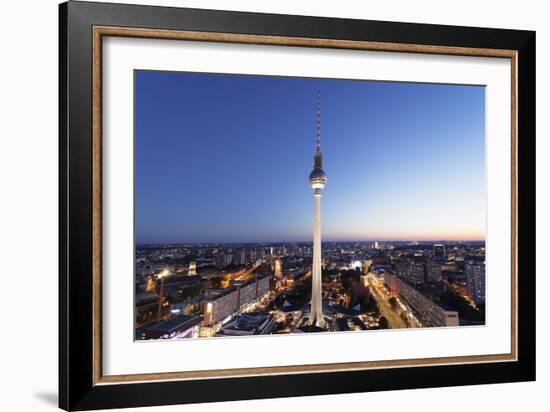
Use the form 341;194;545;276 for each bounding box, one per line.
274;257;283;278
308;90;327;328
188;261;197;276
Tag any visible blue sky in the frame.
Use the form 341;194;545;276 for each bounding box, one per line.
135;70;485;244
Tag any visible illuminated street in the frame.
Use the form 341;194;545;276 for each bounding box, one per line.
365;273;421;329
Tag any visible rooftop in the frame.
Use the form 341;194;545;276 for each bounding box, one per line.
146;315;202;334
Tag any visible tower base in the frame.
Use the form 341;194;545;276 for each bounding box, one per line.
298;324;327;333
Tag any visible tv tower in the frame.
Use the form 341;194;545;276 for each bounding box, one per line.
308;90;327;328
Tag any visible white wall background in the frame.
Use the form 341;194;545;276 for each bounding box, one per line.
0;0;546;411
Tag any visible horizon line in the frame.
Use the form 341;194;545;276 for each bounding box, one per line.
136;238;486;246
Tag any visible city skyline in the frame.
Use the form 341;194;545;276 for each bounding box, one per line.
135;240;485;338
135;71;485;244
136;240;485;247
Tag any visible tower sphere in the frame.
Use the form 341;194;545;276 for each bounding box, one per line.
309;167;327;189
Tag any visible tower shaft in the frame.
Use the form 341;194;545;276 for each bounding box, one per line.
309;191;325;328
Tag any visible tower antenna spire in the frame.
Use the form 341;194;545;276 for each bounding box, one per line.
316;90;321;152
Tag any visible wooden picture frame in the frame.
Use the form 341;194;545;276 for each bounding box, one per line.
59;1;535;410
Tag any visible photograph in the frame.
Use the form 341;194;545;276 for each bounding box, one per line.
134;71;487;340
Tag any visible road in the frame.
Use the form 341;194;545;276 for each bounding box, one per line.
230;260;262;281
365;273;410;329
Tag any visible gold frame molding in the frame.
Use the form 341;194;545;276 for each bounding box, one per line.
92;26;518;386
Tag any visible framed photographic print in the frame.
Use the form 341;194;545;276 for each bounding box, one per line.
59;1;536;410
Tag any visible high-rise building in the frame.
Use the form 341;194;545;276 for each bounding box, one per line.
466;261;486;305
396;261;425;285
239;250;246;265
203;275;271;327
425;262;442;282
307;90;327;329
433;243;446;258
223;254;233;267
